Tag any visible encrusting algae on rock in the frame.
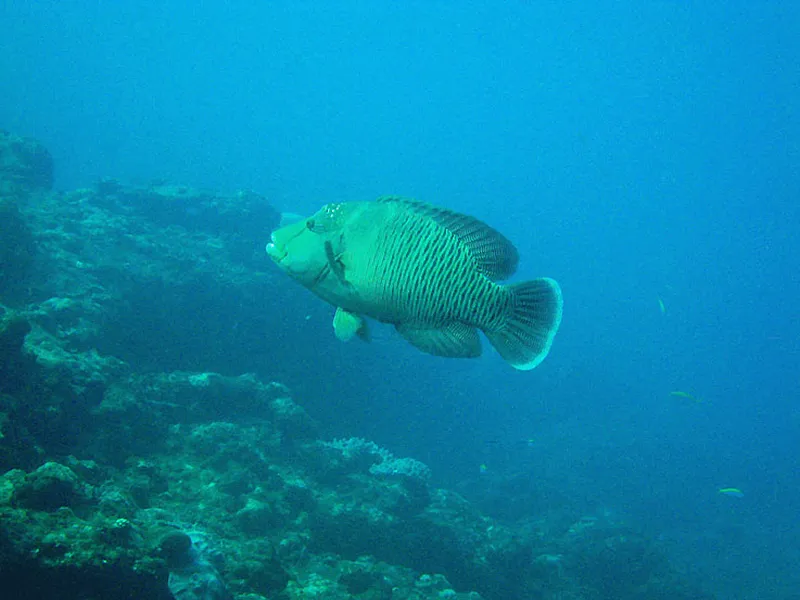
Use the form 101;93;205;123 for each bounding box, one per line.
266;197;563;370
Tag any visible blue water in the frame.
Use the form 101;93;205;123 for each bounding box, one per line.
3;3;798;598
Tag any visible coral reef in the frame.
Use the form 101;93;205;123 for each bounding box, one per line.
0;133;716;600
0;130;54;193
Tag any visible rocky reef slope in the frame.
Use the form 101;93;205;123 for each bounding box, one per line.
0;131;714;600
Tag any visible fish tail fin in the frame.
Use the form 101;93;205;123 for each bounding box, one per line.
485;278;563;370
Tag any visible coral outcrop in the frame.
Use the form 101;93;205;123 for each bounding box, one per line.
0;130;54;193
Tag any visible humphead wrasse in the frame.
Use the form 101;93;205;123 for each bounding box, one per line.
266;197;563;370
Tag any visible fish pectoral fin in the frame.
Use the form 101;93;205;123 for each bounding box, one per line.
333;308;370;342
324;241;348;285
395;322;481;358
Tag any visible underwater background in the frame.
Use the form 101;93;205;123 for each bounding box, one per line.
1;3;798;599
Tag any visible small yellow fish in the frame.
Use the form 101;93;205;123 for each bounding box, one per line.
670;391;703;403
718;487;744;498
657;296;666;315
266;197;563;370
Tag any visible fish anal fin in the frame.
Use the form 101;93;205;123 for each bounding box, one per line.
333;307;370;342
395;321;481;358
377;196;519;280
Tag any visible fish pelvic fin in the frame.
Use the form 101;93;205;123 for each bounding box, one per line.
395;321;482;358
333;307;370;342
485;278;563;370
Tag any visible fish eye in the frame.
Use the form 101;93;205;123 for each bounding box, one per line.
306;219;316;231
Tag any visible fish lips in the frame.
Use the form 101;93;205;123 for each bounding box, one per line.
265;233;287;263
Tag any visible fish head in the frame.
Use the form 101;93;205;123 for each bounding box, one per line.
266;202;350;291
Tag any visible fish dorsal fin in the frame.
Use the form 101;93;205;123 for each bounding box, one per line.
377;196;519;280
395;322;482;358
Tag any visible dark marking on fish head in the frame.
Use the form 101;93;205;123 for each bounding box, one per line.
266;203;352;293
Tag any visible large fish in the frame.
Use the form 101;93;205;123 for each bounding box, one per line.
266;197;563;370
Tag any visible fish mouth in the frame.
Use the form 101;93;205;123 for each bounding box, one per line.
265;234;287;263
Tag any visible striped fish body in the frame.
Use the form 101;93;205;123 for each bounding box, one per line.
266;197;563;370
339;201;508;331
